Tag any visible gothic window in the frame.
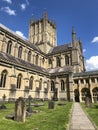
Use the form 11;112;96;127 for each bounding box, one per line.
35;54;39;65
51;80;55;91
61;80;65;91
6;41;12;54
0;70;7;88
29;76;33;90
27;51;31;62
17;74;22;89
48;58;53;68
56;57;61;67
18;46;22;58
65;55;69;66
39;78;42;90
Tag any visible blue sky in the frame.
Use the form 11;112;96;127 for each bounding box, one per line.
0;0;98;71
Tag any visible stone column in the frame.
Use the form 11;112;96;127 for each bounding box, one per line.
78;80;82;102
68;73;73;101
89;78;94;103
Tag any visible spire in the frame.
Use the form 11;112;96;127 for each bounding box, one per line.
30;14;35;25
43;11;48;20
72;26;76;47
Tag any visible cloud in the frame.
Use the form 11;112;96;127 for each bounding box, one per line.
83;49;86;53
1;6;16;16
20;3;26;10
86;56;98;71
15;31;26;39
20;0;29;11
2;0;12;4
91;36;98;43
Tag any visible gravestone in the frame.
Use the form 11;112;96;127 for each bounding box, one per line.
85;97;92;108
48;101;55;109
0;94;7;109
26;95;33;113
14;97;26;122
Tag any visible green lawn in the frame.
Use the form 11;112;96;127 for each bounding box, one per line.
0;101;72;130
81;103;98;128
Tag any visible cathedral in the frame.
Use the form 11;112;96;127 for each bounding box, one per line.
0;12;98;102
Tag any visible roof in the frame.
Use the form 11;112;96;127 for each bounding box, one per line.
74;70;98;77
47;43;72;55
0;51;48;74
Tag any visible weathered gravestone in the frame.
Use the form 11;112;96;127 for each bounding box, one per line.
26;95;33;113
14;97;26;122
85;97;92;108
0;94;7;109
48;101;55;109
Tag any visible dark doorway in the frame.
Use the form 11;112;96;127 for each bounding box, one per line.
74;89;80;102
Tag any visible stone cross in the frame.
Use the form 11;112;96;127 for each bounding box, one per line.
14;97;26;122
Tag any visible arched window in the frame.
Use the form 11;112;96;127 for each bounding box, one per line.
29;76;33;90
56;57;61;67
61;80;65;91
35;54;39;65
18;46;22;58
0;70;7;88
48;58;53;68
6;41;12;54
39;78;42;90
17;74;22;89
65;55;69;66
51;80;55;91
27;51;31;62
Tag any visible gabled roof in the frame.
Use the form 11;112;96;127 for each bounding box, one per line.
47;43;72;55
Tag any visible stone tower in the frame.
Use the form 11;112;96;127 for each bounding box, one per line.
29;12;57;53
71;27;85;73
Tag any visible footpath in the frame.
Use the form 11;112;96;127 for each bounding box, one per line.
69;102;96;130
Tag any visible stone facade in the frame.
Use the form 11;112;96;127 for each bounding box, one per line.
0;12;98;102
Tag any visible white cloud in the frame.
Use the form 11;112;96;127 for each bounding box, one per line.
2;0;12;4
83;49;86;53
91;36;98;43
86;56;98;71
15;31;26;39
1;6;16;16
20;3;26;10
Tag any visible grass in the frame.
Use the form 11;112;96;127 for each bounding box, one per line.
81;102;98;128
0;101;72;130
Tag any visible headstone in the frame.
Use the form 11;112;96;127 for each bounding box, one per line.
0;94;7;109
26;95;33;113
48;101;55;109
85;97;92;108
14;97;26;122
